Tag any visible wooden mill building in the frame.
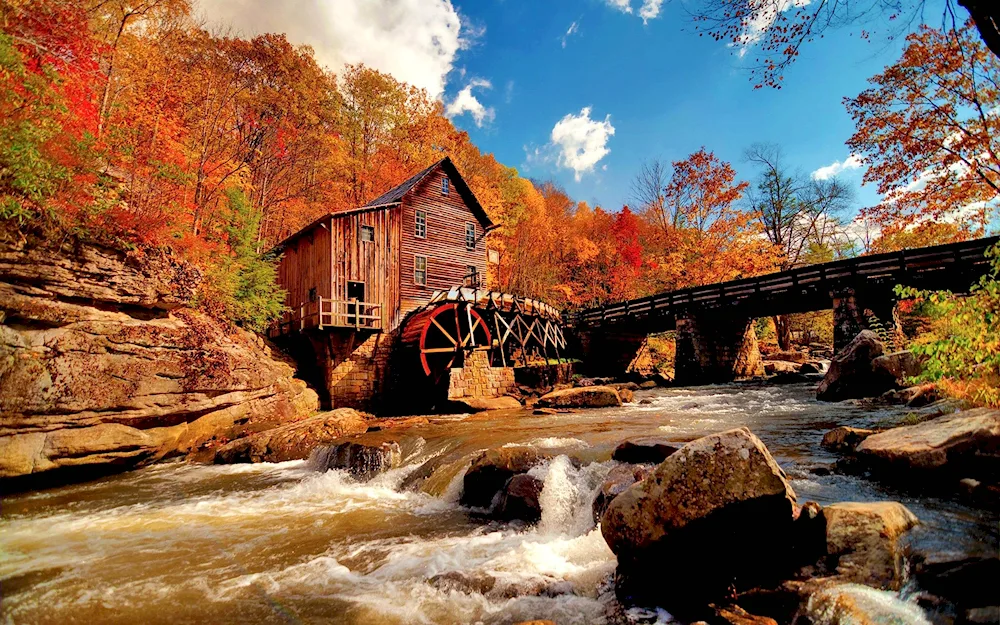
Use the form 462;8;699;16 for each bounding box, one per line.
270;157;499;409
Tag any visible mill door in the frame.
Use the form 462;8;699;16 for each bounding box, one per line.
347;281;365;326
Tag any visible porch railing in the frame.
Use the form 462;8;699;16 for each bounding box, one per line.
269;297;382;337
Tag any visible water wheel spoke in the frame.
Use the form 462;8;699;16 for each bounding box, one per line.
429;316;458;345
422;347;459;353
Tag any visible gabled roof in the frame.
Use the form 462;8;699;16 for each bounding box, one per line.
272;156;493;251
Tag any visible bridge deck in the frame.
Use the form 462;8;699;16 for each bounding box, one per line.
573;236;998;332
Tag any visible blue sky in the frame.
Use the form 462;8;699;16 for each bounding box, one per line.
202;0;948;217
445;0;933;214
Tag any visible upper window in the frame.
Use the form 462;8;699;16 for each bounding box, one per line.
415;209;426;238
442;177;450;195
465;223;476;251
414;255;427;286
359;225;374;243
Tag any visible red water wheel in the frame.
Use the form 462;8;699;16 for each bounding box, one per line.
402;303;491;380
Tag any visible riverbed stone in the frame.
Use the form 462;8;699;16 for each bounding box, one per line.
764;360;801;375
612;437;680;464
495;473;545;523
871;350;921;385
536;386;622;409
856;408;1000;476
821;427;878;452
823;501;919;590
448;396;522;412
817;331;889;401
209;409;369;464
309;440;401;480
711;604;779;625
461;447;545;509
801;582;934;625
428;571;497;594
601;427;797;609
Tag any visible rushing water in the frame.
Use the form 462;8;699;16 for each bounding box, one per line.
2;384;997;625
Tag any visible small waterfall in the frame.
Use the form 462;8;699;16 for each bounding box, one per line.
534;455;612;537
802;583;933;625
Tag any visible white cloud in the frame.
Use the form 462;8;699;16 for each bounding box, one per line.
562;21;579;48
550;107;616;182
603;0;664;22
736;0;812;57
445;79;495;127
638;0;664;23
197;0;465;98
811;154;862;180
605;0;633;14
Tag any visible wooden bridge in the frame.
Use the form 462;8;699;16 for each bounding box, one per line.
571;236;998;384
574;236;998;332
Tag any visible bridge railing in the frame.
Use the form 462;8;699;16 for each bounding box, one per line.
573;236;998;329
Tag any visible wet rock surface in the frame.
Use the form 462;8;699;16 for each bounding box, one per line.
495;473;545;522
310;440;401;480
592;463;653;522
536;385;622;409
210;409;369;464
460;447;545;509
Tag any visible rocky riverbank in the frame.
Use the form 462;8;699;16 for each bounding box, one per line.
0;238;318;487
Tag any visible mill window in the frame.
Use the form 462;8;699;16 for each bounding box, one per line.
414;255;427;286
465;222;476;251
359;225;374;243
442;177;450;195
415;210;426;239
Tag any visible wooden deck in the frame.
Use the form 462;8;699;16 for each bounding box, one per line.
572;236;999;332
269;297;382;338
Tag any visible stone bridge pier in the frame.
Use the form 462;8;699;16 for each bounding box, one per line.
575;329;649;377
831;287;902;352
674;312;763;385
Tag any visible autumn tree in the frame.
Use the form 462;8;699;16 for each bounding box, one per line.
688;0;999;88
846;22;999;239
743;143;853;348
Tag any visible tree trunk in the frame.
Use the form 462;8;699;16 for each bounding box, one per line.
773;314;792;351
959;0;1000;60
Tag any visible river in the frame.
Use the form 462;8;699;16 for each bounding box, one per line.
2;383;996;625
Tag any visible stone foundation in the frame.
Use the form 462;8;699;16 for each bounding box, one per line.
576;330;648;377
447;350;516;400
308;330;395;410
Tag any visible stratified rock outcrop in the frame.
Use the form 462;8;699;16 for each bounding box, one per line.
0;239;318;485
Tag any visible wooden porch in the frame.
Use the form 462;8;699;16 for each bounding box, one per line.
269;297;383;338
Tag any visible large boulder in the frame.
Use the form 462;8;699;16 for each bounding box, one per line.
823;502;919;590
0;239;318;485
856;408;1000;476
460;447;545;509
309;440;401;480
764;360;802;375
210;409;369;464
448;396;522;412
536;385;622;409
601;428;797;610
817;331;889;401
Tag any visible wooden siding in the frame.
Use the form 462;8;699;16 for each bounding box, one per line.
276;223;331;316
399;168;487;318
328;207;403;331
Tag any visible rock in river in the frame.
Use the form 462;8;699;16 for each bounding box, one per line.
495;473;545;523
210;409;369;464
536;385;622;409
310;440;401;480
816;331;891;402
461;447;545;509
823;501;919;590
612;437;680;464
601;427;797;610
856;408;1000;476
821;427;877;452
592;463;653;523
